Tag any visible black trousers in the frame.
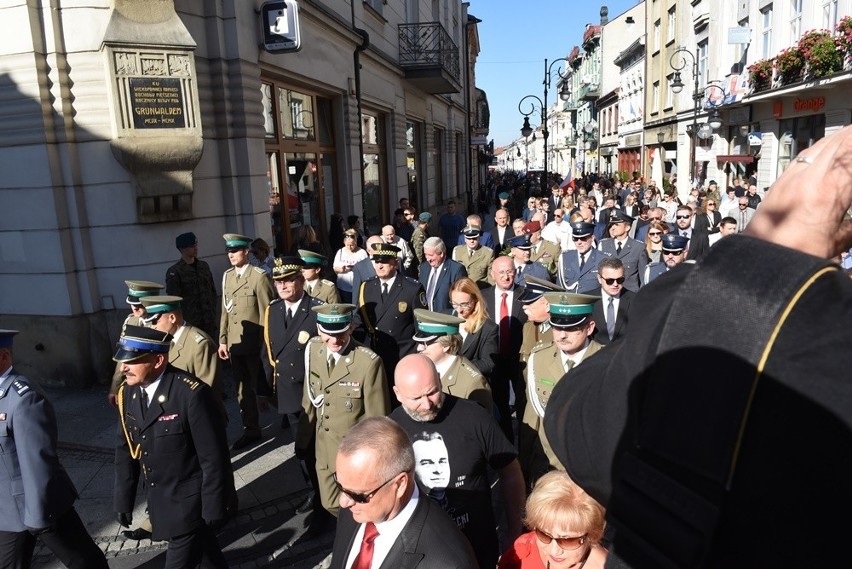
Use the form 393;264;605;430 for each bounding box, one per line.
0;508;108;569
165;524;227;569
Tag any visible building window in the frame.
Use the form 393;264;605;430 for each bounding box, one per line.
778;115;825;173
761;5;773;60
822;0;838;29
667;7;676;43
362;111;388;236
651;81;659;114
654;20;661;52
697;40;709;87
406;121;424;210
790;0;803;41
433;127;444;203
364;0;383;17
664;74;674;109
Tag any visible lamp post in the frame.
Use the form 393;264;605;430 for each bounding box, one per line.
518;57;572;190
669;47;726;186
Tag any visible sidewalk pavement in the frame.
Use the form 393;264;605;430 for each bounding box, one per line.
33;384;336;568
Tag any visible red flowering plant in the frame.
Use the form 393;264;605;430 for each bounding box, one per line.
798;29;843;78
747;58;773;91
774;46;805;83
837;16;852;58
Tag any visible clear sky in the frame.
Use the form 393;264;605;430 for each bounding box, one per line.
468;0;641;149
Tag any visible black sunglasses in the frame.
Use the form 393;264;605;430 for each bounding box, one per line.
333;471;399;504
602;277;625;285
572;235;592;241
676;215;692;220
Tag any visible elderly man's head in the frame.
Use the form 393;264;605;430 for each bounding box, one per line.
423;237;446;268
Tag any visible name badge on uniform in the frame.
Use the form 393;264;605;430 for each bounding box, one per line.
0;413;6;421
158;414;179;421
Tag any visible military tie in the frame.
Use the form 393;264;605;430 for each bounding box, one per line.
285;307;292;328
607;297;616;340
327;352;336;375
140;388;149;418
307;283;314;295
564;358;575;374
579;252;586;270
382;282;389;299
468;248;474;258
616;242;622;255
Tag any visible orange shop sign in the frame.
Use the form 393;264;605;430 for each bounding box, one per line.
793;96;826;113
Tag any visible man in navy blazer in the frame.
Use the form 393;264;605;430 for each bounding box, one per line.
419;237;467;313
330;417;477;568
598;209;647;292
558;221;606;294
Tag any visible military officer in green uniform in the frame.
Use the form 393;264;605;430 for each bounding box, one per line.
299;249;340;304
296;304;390;521
526;220;562;280
120;295;232;541
218;233;275;450
451;224;494;288
412;309;493;412
108;280;164;406
165;232;218;339
411;212;431;268
519;292;602;490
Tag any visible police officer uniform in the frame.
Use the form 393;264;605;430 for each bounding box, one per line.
519;294;602;489
0;330;109;569
299;249;341;305
109;280;165;397
451;224;495;287
219;233;275;447
558;222;606;293
598;209;647;292
296;305;390;516
412;309;493;412
114;326;231;568
643;233;690;286
165;232;218;339
356;243;427;382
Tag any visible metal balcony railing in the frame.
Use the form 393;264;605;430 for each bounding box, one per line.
398;22;460;83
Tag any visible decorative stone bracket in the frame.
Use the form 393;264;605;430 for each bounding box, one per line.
101;0;203;223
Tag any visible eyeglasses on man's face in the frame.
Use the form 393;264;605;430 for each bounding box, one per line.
601;276;625;285
663;250;684;256
572;235;592;242
333;471;400;504
676;215;691;220
534;528;588;551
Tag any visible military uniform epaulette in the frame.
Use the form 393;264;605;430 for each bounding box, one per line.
308;336;323;345
180;375;201;390
12;379;31;396
224;266;236;273
355;345;378;359
321;279;334;286
404;276;420;284
269;297;282;305
460;360;480;375
252;266;267;275
193;333;206;344
363;275;379;283
310;297;325;307
531;340;554;354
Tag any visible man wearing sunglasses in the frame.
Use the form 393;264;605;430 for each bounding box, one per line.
329;417;477;568
590;257;634;345
558;222;605;294
643;234;690;286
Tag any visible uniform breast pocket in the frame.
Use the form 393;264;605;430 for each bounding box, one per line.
154;421;186;453
0;425;12;455
339;388;363;412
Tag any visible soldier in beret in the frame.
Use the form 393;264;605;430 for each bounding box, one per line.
299;249;340;305
519;293;602;489
0;330;108;568
165;232;218;339
643;233;690;286
218;233;275;450
412;309;492;412
108;280;165;406
526;220;561;279
114;326;231;567
355;242;427;385
262;257;323;517
296;304;390;529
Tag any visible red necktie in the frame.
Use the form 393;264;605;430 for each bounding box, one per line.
499;292;510;355
352;522;379;569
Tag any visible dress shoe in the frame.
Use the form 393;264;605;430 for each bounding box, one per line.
121;527;152;541
295;490;316;515
231;433;261;451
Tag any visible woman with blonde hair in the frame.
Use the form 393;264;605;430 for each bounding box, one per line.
499;470;608;569
643;219;669;263
449;277;498;381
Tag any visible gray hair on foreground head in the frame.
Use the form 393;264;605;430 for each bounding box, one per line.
338;416;415;478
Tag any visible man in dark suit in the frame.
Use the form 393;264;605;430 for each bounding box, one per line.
558;221;606;293
356;242;427;383
330;417;478;569
114;326;231;568
0;330;108;569
482;255;529;441
488;207;512;254
589;257;634;345
543;126;852;567
262;256;323;516
419;237;467;313
598;210;647;292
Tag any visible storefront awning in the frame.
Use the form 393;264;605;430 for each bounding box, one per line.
716;155;754;164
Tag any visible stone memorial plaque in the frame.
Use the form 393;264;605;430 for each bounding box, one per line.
129;77;186;129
